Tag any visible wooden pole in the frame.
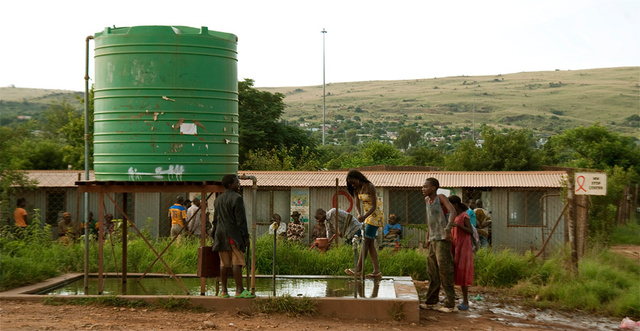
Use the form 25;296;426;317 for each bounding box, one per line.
567;171;578;272
98;192;104;295
576;195;590;259
121;192;128;294
200;190;206;296
335;178;339;247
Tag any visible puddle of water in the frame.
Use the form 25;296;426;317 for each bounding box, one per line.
37;276;396;299
468;299;620;331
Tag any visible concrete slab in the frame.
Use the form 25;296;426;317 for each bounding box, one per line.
0;274;419;322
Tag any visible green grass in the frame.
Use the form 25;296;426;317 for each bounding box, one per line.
253;295;317;316
512;247;640;318
473;248;534;287
253;234;427;279
610;220;640;245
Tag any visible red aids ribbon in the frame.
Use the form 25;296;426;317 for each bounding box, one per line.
576;175;587;192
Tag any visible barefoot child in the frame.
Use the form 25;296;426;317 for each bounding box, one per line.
448;195;475;311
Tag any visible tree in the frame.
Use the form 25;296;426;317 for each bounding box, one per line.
542;124;640;175
238;79;317;168
394;128;422;150
345;129;359;145
445;127;542;171
361;141;403;164
409;146;446;167
241;146;320;171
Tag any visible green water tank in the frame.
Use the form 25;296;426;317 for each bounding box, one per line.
93;25;238;181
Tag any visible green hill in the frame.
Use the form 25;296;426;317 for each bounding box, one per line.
1;67;638;137
261;66;640;137
0;87;82;126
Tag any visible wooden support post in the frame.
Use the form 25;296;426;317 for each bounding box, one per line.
200;189;206;296
98;192;104;295
576;195;590;259
566;171;578;272
122;192;127;294
335;178;339;247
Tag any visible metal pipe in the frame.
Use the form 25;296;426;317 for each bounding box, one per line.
335;178;339;247
321;28;327;145
83;35;94;295
238;174;257;294
352;235;358;298
273;218;276;296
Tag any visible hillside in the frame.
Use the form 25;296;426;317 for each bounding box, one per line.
1;67;638;138
261;67;640;137
0;87;83;126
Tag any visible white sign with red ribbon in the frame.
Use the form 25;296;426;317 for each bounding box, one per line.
575;172;607;196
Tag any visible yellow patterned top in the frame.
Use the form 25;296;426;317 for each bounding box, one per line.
359;193;384;227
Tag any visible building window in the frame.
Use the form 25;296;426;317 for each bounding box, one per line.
508;190;544;226
46;191;66;225
389;189;426;224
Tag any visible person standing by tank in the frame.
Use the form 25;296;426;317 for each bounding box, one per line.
286;211;305;243
211;174;254;298
345;169;384;279
169;196;187;242
474;199;492;247
421;177;458;313
187;197;204;237
449;195;475;311
268;214;287;240
13;198;28;229
58;212;78;243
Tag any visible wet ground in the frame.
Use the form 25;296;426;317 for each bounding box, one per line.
413;281;622;331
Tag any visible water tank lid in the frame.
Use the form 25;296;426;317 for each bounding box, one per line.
94;25;236;42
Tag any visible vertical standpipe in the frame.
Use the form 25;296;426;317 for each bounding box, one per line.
93;26;239;182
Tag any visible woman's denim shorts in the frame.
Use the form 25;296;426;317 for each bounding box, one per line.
364;223;378;239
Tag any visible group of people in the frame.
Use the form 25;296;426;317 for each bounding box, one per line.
168;195;210;242
12;198;118;243
12;171;489;310
57;211;117;243
421;177;491;312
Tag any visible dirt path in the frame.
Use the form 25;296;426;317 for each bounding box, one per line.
0;284;621;331
0;299;592;331
610;244;640;260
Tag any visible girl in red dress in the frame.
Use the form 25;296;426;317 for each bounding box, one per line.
448;195;475;311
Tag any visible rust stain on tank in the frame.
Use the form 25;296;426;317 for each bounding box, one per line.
172;117;185;131
192;119;207;131
168;143;183;153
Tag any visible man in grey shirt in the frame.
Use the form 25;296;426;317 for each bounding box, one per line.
322;208;363;241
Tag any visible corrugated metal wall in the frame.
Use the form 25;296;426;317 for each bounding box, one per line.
9;185;565;254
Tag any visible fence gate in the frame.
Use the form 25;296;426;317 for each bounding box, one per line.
538;194;567;259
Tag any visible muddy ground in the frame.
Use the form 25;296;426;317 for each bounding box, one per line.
1;245;635;330
0;286;622;331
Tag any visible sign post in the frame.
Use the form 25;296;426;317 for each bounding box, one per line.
575;172;607;196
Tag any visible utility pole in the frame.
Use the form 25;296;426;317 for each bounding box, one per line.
472;90;476;142
322;28;327;145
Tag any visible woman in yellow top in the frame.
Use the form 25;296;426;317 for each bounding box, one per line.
345;169;383;278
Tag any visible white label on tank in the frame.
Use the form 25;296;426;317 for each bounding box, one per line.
180;123;197;135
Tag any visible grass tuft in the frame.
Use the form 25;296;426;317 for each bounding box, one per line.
253;295;317;317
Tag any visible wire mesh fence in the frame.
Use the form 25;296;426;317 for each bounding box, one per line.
1;171;633;256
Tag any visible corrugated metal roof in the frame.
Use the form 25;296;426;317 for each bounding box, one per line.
238;171;567;188
17;170;567;188
19;170;95;188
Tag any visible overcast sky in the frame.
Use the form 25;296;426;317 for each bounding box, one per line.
1;0;638;91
